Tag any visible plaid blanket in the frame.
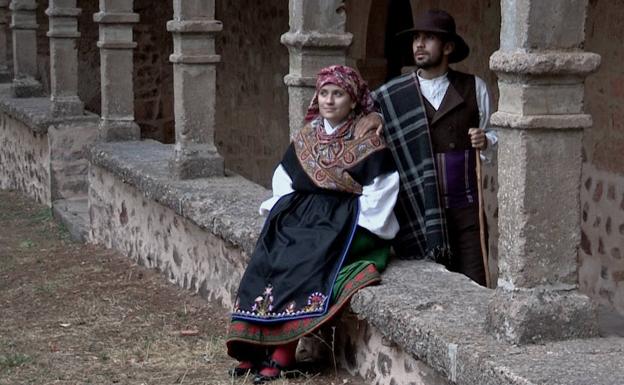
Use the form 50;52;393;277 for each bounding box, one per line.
372;71;451;262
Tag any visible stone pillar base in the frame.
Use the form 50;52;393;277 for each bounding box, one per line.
12;76;44;97
0;69;11;83
51;96;84;117
98;120;141;142
486;288;598;344
169;146;224;179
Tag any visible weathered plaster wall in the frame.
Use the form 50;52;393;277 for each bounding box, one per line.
579;0;624;314
88;165;248;308
336;314;449;385
214;0;290;187
0;113;50;205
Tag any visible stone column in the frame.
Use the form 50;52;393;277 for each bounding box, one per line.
281;0;352;137
93;0;140;141
486;0;601;344
166;0;224;179
0;0;11;82
46;0;83;116
10;0;43;97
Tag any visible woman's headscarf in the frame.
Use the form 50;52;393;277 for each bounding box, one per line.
304;65;376;122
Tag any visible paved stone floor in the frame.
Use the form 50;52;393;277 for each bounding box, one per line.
0;189;365;385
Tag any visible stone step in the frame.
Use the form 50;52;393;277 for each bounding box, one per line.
52;197;89;242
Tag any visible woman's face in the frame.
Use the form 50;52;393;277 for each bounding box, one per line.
318;84;356;127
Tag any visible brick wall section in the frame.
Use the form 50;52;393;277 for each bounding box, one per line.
579;0;624;313
214;0;290;187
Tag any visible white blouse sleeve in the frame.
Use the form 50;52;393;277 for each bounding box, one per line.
259;164;294;216
357;171;400;240
475;76;498;163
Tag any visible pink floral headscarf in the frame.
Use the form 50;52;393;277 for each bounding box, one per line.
304;65;376;122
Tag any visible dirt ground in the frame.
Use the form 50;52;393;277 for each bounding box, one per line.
0;190;365;385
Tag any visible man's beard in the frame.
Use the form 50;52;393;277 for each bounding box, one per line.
414;52;443;69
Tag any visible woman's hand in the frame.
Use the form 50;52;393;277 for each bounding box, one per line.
354;113;384;138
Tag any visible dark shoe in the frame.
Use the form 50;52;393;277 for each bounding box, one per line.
252;359;299;384
228;361;256;377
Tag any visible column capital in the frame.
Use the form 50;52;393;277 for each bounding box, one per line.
166;19;222;33
9;1;36;11
96;41;137;49
490;50;601;77
169;54;220;64
45;6;81;17
280;31;352;50
93;11;139;24
283;74;315;87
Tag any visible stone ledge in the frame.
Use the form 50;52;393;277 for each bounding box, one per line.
0;84;99;134
88;140;268;256
350;260;624;385
87;140;624;385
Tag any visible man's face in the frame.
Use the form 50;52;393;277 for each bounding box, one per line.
412;32;452;69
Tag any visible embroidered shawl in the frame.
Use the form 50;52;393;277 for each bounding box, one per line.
372;71;451;261
292;119;386;195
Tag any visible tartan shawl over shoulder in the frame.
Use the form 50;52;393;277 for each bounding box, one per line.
372;72;451;261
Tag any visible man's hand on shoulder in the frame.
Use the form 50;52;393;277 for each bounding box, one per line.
354;113;384;138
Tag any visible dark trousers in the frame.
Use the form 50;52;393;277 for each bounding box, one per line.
445;205;486;286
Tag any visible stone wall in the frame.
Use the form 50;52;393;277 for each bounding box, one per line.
0;112;50;205
89;164;248;308
336;313;449;385
214;0;290;187
579;164;624;314
580;0;624;314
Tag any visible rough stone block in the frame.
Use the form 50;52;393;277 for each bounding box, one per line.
98;119;140;142
497;129;582;288
11;76;44;98
169;150;224;179
497;82;585;115
486;288;598;344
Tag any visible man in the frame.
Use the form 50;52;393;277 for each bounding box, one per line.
361;9;496;286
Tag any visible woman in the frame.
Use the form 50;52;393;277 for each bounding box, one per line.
226;65;399;384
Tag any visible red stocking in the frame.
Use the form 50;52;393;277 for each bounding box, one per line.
258;340;298;377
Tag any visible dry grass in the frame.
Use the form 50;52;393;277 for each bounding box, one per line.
0;190;364;385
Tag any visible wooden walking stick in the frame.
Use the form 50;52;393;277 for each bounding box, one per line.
476;149;491;288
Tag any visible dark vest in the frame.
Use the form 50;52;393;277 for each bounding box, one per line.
420;70;479;153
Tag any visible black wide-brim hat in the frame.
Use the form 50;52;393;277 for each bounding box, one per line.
397;9;470;63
